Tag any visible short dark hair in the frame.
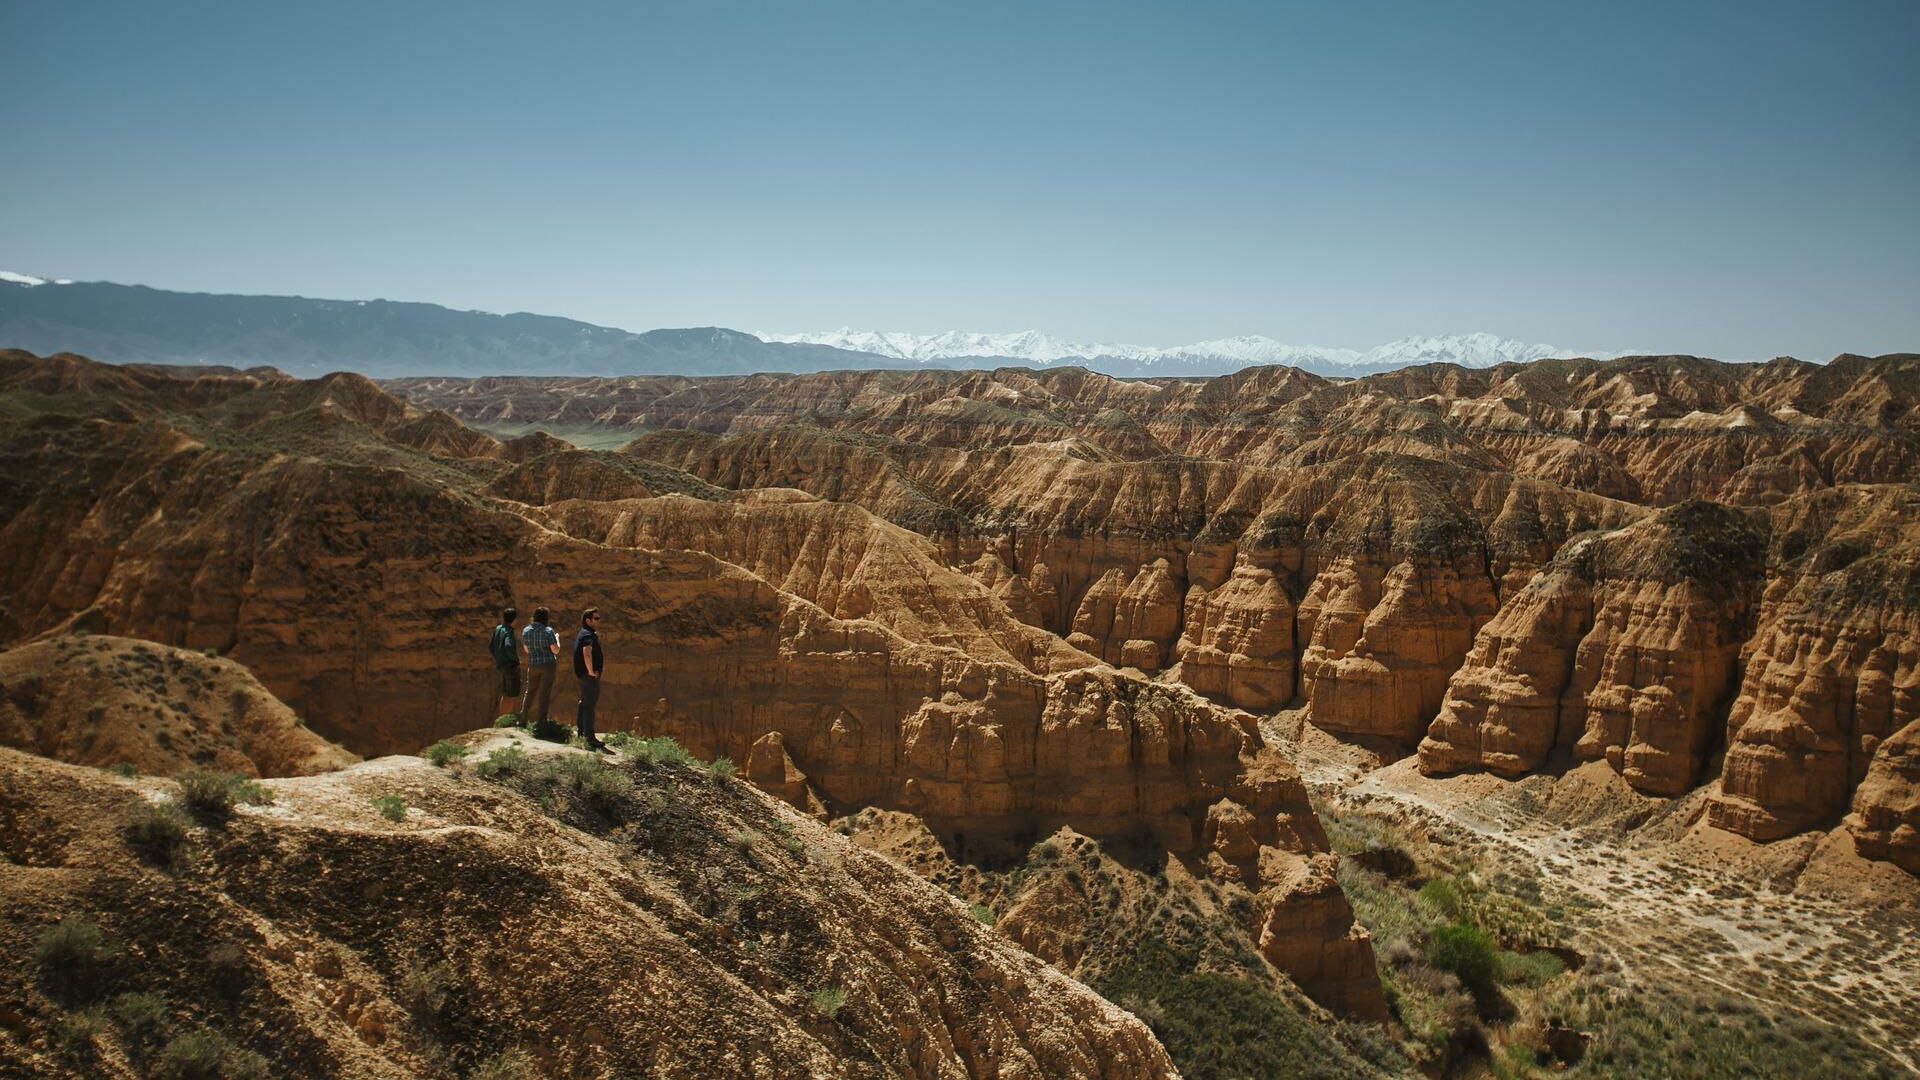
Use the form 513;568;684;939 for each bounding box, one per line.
501;606;517;624
532;607;550;624
581;607;599;626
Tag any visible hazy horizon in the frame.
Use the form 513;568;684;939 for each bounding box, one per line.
3;2;1917;361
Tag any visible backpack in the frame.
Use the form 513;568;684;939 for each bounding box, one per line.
489;625;516;668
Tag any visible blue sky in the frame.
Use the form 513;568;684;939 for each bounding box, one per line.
2;0;1916;359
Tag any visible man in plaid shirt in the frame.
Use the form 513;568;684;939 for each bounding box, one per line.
519;607;561;727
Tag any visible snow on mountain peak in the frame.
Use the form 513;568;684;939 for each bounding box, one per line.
0;271;73;287
759;328;1619;375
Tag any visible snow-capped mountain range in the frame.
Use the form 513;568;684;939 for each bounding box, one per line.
760;328;1631;376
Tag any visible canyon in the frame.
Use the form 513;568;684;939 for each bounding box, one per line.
3;348;1917;1078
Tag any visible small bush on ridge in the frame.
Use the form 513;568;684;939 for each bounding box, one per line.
423;740;469;767
372;794;408;822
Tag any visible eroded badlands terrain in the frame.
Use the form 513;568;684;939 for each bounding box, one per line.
2;349;1917;1078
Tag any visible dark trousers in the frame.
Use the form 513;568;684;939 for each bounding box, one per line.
521;665;555;725
576;675;601;742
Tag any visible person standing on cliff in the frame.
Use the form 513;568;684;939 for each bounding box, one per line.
490;606;522;720
520;607;560;727
573;607;608;753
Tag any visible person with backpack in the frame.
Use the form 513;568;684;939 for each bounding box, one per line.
573;607;608;753
490;606;522;719
520;607;561;728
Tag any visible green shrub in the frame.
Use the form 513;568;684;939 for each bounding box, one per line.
1417;877;1466;919
55;1007;107;1053
176;770;271;815
110;990;171;1044
37;918;116;992
397;955;458;1019
372;794;408;822
528;717;572;743
423;740;470;767
127;803;193;868
107;762;138;778
475;744;528;779
810;986;848;1020
630;736;693;767
492;713;521;728
152;1031;223;1080
472;1048;534;1080
578;762;633;809
970;903;996;926
603;731;636;750
1427;922;1498;1010
706;756;737;783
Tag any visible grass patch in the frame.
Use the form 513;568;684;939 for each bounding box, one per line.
151;1029;272;1080
471;1048;535;1080
705;756;737;783
397;955;458;1020
1097;936;1392;1080
109;990;171;1044
492;712;522;728
55;1007;107;1054
970;903;996;926
372;794;408;822
176;770;272;816
810;986;848;1020
475;744;529;779
422;740;469;767
627;735;695;767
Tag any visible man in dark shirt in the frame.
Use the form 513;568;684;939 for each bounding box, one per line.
573;607;608;753
490;606;522;720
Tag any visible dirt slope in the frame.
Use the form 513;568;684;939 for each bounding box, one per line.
0;735;1177;1079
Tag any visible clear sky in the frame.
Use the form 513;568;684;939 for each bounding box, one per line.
2;0;1916;359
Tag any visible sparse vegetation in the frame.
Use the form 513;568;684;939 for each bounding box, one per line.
528;716;573;743
627;735;694;767
970;902;995;926
810;986;848;1020
176;770;272;815
705;755;737;783
54;1007;107;1053
110;990;171;1044
372;793;408;822
37;917;117;996
492;712;521;728
397;955;458;1019
471;1048;535;1080
127;802;193;868
423;739;470;766
475;744;529;779
151;1029;271;1080
107;761;138;778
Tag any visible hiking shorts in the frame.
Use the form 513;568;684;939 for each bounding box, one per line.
497;665;522;698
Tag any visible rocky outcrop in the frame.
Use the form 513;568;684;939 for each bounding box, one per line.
1847;719;1920;873
1707;487;1920;841
1419;502;1766;796
1298;556;1497;743
1173;557;1297;711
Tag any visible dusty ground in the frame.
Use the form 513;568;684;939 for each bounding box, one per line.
1265;712;1920;1074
